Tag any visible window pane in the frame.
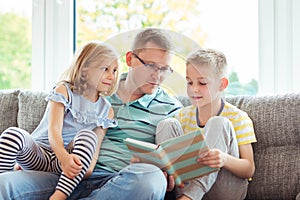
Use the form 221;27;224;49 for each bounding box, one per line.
76;0;258;96
0;0;32;89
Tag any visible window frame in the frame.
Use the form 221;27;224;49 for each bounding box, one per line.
32;0;74;90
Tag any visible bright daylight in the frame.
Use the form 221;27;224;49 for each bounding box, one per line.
0;1;299;200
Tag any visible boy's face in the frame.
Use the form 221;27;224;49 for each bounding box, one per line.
127;42;171;95
186;63;223;107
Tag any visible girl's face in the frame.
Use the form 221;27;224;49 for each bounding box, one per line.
87;59;118;95
186;64;222;108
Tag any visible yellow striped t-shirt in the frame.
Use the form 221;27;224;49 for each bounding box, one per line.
174;101;257;146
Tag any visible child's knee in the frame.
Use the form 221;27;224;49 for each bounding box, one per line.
157;118;181;131
1;127;27;142
76;129;97;143
156;118;183;143
74;129;98;151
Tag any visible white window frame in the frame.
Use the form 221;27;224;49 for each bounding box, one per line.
258;0;300;94
31;0;300;94
32;0;74;90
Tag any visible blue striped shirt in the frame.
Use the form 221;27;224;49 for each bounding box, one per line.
96;80;182;172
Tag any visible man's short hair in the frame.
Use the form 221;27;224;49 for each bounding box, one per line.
131;28;173;53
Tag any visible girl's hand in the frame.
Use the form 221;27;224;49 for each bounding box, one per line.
197;149;227;168
60;153;83;179
14;163;23;171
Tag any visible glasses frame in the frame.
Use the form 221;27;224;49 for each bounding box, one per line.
132;52;174;74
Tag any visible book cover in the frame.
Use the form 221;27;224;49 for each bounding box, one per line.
124;130;219;186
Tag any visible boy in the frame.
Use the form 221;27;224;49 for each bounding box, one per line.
156;48;257;200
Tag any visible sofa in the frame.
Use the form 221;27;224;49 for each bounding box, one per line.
0;89;299;200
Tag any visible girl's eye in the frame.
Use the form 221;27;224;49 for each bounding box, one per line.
199;82;207;86
187;81;192;85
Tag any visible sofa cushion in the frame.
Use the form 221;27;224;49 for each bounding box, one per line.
0;89;20;134
17;90;48;133
226;93;300;151
226;93;300;200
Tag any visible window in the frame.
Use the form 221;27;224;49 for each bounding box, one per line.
76;0;258;96
2;0;300;95
0;0;32;89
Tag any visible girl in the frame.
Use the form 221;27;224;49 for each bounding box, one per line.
0;41;119;200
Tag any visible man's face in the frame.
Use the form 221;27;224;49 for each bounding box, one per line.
128;42;172;96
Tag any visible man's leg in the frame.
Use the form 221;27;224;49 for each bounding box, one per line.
81;163;167;200
0;170;59;200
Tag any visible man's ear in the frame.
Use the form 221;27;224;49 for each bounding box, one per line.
219;77;229;91
126;51;132;66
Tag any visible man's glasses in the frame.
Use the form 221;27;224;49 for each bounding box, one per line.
132;52;173;76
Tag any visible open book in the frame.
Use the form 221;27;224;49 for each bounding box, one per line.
124;130;219;186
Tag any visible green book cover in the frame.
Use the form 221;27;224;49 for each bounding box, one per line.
124;130;219;186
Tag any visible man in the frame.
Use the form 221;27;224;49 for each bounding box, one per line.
0;28;182;200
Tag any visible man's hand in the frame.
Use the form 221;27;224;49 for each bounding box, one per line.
177;195;192;200
130;156;141;164
163;172;176;191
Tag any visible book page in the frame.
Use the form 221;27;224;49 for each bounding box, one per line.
124;138;158;150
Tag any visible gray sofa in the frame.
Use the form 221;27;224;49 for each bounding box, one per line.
0;89;299;200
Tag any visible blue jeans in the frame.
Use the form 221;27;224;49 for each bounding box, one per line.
0;163;167;200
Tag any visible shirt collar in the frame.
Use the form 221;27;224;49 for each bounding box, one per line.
136;88;159;108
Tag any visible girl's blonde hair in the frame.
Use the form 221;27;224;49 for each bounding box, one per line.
186;48;227;78
60;41;119;96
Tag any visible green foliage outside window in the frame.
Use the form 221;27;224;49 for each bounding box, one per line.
0;0;258;95
0;13;31;89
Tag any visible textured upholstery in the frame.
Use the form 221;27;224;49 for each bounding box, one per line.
0;89;299;199
226;94;300;199
0;89;20;133
17;90;48;133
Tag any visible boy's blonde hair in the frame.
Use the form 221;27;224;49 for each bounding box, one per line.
132;28;173;53
186;48;227;78
60;41;119;96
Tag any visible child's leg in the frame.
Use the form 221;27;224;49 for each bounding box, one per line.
52;129;97;197
156;118;184;144
0;127;50;173
202;116;248;200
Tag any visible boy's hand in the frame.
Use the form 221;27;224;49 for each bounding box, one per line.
197;149;227;168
